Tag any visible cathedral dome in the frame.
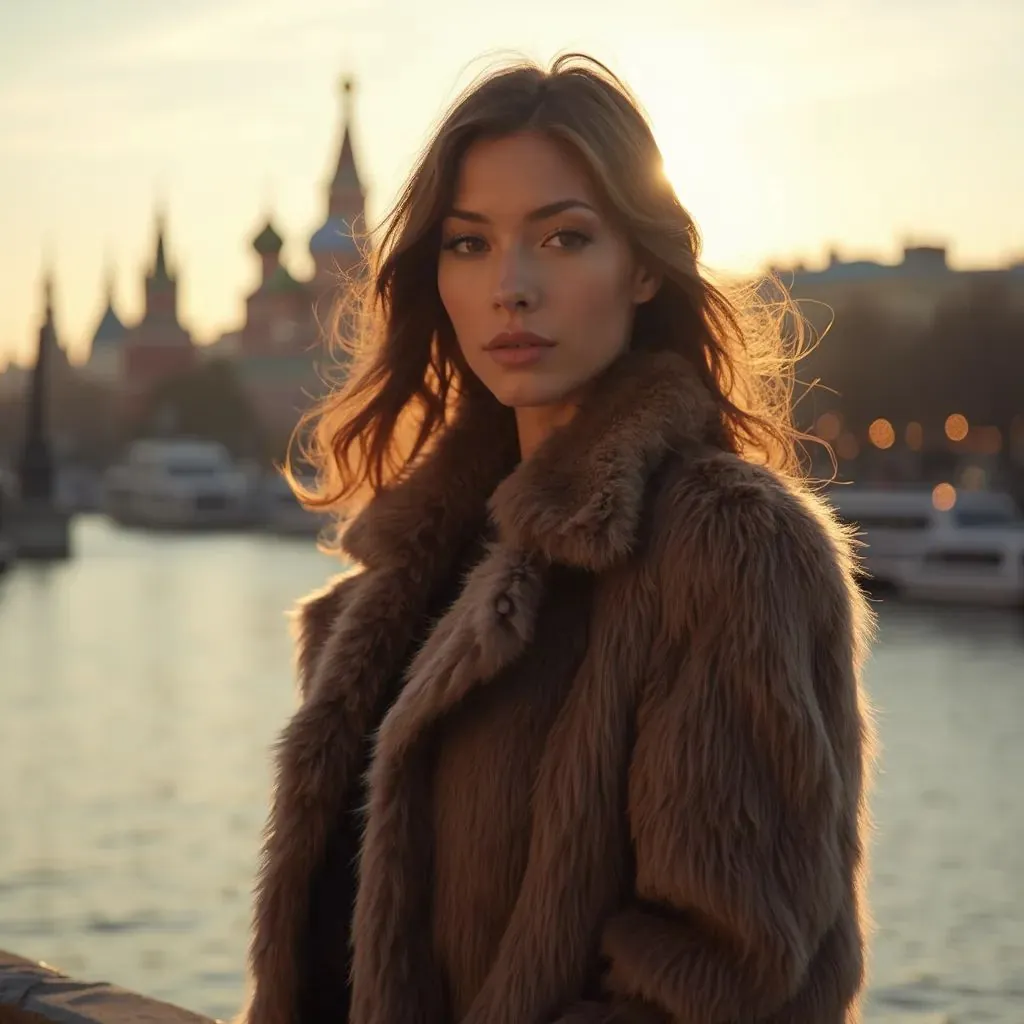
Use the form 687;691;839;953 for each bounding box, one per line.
91;303;126;348
253;221;284;255
309;217;360;255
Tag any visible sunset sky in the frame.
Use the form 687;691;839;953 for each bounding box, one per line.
1;0;1021;366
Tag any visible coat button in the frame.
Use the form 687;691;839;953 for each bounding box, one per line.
494;594;513;617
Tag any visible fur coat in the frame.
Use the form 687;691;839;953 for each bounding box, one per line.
239;349;875;1024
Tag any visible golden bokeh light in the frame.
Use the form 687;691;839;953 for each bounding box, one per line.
815;412;842;442
944;414;969;442
932;482;957;511
905;421;923;451
972;426;1002;456
868;418;895;449
836;432;860;461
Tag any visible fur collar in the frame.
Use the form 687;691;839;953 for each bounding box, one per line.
342;348;720;573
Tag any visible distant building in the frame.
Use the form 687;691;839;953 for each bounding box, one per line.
120;211;196;401
0;362;29;401
200;331;243;362
70;72;368;442
774;244;1024;328
5;274;76;459
83;268;127;385
308;77;367;297
232;75;366;438
240;220;313;356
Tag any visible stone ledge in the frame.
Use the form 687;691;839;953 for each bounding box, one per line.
0;951;215;1024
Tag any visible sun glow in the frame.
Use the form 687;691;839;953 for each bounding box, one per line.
631;44;764;274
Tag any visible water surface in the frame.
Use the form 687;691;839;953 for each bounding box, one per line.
1;517;1021;1023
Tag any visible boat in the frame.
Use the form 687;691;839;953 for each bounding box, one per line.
100;438;254;530
826;486;1024;607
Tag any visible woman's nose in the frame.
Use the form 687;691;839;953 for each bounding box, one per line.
493;247;540;313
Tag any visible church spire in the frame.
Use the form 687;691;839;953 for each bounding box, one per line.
40;264;61;353
309;72;367;273
18;269;58;502
152;205;172;282
43;269;54;321
104;254;117;304
329;76;364;210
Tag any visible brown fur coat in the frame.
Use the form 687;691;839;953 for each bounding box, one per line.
239;349;875;1024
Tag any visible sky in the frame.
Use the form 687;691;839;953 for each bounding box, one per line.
1;0;1022;366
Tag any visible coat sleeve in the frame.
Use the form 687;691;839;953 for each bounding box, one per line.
291;568;363;702
563;473;872;1023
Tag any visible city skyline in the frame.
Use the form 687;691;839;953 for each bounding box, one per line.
2;0;1022;366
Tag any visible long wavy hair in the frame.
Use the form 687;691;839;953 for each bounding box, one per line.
288;53;811;538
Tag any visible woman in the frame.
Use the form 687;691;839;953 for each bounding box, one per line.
240;54;875;1024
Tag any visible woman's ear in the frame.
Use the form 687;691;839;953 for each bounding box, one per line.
631;263;662;305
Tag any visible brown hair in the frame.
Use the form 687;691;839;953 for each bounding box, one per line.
288;53;811;534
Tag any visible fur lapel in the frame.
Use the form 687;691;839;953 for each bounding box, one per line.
351;562;643;1024
349;542;550;1024
343;349;719;572
488;349;720;570
247;349;719;1024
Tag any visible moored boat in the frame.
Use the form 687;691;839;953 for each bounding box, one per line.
826;485;1024;607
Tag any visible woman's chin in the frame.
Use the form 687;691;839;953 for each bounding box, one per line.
485;375;576;410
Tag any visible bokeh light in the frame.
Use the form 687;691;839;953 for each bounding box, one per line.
932;482;957;511
905;421;923;451
868;418;896;449
973;426;1003;455
945;414;969;442
815;412;842;442
836;433;860;460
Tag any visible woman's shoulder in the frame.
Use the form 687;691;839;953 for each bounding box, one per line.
291;567;363;636
644;447;862;606
290;567;365;696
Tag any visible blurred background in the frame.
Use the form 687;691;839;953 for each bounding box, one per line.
1;2;1022;1022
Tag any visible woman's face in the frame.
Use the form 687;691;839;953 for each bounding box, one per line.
437;131;659;410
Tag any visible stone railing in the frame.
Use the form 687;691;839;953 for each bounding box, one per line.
0;950;216;1024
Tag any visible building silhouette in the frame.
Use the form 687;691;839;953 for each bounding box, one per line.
84;266;127;385
74;73;367;439
774;244;1024;329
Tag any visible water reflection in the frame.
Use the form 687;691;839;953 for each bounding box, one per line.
0;516;1021;1023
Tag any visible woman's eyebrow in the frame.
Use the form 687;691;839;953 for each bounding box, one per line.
445;198;597;224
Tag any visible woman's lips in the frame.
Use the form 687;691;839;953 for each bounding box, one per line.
484;331;555;368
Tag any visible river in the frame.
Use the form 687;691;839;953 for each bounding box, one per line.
1;516;1022;1023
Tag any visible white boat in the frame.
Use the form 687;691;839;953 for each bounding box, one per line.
826;486;1024;607
101;439;254;529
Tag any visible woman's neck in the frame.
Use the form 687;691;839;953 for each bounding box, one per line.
514;401;579;461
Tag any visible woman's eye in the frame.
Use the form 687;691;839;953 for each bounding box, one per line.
442;235;487;254
545;229;592;250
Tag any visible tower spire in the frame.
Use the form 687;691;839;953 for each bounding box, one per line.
152;203;172;282
342;74;354;120
104;251;117;303
331;74;363;194
41;264;59;346
18;270;58;502
309;71;367;273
